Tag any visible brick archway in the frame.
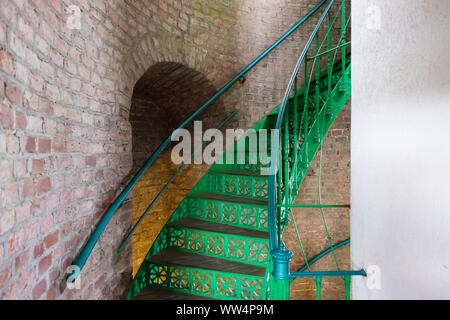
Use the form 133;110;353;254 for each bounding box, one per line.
128;61;227;274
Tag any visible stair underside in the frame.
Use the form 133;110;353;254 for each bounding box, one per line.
133;285;217;300
191;193;267;206
169;218;269;239
213;170;267;177
148;248;266;277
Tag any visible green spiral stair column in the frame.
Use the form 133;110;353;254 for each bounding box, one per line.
126;53;351;299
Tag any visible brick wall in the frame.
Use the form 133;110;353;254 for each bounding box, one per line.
0;0;350;300
285;101;351;300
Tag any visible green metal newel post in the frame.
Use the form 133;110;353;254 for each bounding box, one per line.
270;242;293;300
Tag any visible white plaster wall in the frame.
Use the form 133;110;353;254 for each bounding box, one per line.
351;0;450;299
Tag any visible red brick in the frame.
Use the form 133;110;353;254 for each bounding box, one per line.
5;82;23;105
32;278;47;299
25;136;36;153
32;158;45;173
36;176;51;194
7;182;19;204
8;230;24;255
23;179;35;198
6;134;19;154
0;264;12;289
85;156;97;167
14;158;27;178
0;209;14;234
0;159;13;180
15;110;27;130
38;138;51;153
44;230;59;249
0;50;16;76
15;202;32;224
49;267;60;283
33;243;44;259
0;102;15;129
15;250;29;272
38;254;52;274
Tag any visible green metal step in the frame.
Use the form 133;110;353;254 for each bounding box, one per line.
186;193;268;232
131;248;267;300
166;218;269;266
206;171;269;201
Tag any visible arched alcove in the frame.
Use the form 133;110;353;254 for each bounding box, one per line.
128;62;226;274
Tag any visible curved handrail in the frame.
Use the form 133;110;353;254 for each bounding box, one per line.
296;238;350;273
117;109;238;252
268;0;335;251
70;0;329;278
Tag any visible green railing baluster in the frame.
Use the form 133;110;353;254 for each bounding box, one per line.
283;94;290;216
344;275;351;300
315;34;321;142
341;0;346;79
303;54;309;169
327;12;332;116
315;276;322;300
293;79;299;184
277;144;283;244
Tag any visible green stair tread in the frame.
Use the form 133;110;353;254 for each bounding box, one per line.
211;170;268;177
169;218;269;239
132;285;217;300
191;192;267;206
148;248;266;277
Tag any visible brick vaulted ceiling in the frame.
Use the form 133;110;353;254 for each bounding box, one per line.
132;62;220;129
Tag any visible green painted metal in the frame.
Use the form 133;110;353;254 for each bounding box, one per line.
166;224;269;266
125;0;360;301
315;276;322;300
345;275;351;300
297;238;350;272
118;110;238;253
69;2;329;278
129;262;267;300
291;270;367;278
187;195;268;232
268;277;291;300
265;0;364;301
206;172;268;201
278;204;350;208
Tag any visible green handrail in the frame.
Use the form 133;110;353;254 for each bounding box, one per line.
117;110;238;252
296;238;350;272
267;0;363;300
69;0;329;280
268;0;335;253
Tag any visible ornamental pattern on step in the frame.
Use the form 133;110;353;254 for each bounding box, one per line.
188;197;268;231
209;173;268;200
142;263;266;300
167;226;269;266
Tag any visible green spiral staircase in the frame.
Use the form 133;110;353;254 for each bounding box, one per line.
69;0;366;300
127;58;350;300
